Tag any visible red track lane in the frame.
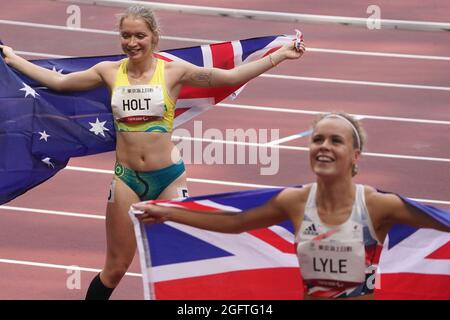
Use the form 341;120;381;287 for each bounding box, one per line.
0;0;449;299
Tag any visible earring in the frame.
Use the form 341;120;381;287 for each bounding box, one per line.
352;164;358;176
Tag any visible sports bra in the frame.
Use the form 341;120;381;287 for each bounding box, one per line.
111;58;175;132
295;183;382;298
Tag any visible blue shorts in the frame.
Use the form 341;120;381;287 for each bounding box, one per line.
114;160;185;201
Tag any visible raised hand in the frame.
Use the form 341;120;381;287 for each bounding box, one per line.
0;44;16;64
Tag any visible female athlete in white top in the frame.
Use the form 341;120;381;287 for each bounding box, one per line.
133;112;449;300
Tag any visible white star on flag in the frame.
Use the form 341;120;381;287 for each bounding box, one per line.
20;82;40;98
39;131;50;142
89;118;109;137
41;157;55;169
52;66;64;74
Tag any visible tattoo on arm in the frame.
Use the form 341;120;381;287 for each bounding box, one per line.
190;69;213;87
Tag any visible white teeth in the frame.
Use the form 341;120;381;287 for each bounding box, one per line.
317;156;333;162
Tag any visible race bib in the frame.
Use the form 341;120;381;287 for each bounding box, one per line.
297;239;366;287
111;85;165;123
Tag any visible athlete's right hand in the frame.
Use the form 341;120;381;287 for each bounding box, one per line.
0;44;16;64
132;203;170;224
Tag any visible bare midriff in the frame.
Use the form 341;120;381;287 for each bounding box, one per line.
115;131;181;170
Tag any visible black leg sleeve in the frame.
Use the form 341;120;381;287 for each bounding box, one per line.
85;273;115;300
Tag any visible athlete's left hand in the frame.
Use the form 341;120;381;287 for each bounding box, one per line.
285;39;306;59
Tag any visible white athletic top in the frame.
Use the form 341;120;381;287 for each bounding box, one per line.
295;183;382;298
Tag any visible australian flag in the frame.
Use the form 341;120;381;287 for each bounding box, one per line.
0;34;295;205
130;188;450;300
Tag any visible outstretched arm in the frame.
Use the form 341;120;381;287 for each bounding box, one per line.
176;39;305;88
368;192;450;235
132;191;291;234
0;44;105;92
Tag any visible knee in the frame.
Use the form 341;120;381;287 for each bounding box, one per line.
103;261;131;287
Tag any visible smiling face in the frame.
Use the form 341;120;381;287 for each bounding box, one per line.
309;117;361;179
119;17;157;60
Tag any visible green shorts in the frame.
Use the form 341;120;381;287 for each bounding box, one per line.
114;160;185;201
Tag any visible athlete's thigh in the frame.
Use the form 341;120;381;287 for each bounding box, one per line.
157;172;188;200
105;177;140;257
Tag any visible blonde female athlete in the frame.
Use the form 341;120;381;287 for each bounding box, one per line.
0;5;305;299
134;112;449;299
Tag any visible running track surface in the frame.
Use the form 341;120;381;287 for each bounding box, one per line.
0;0;449;299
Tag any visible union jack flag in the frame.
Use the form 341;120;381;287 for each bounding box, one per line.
130;188;450;300
131;187;303;300
375;196;450;299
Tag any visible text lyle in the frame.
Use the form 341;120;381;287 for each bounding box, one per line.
313;257;348;273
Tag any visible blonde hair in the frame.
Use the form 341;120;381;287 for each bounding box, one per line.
118;5;160;48
312;112;366;151
311;112;367;176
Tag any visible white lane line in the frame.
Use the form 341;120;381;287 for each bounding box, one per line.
0;19;216;45
0;258;141;277
261;74;450;92
172;136;450;163
278;144;450;162
308;47;450;61
16;50;71;58
6;48;450;91
1;192;449;218
362;151;450;162
57;135;450;164
0;19;118;35
16;46;450;62
3;19;450;61
0;205;104;220
65;166;113;174
62;166;449;205
186;177;281;189
268;130;312;146
217;103;450;125
52;0;450;32
406;198;450;206
61;166;281;189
